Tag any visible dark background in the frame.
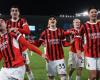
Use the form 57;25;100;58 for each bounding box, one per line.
0;0;100;39
0;0;100;15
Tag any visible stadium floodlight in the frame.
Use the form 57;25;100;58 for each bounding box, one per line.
65;15;67;17
59;14;75;18
69;15;72;18
72;16;75;18
75;11;88;17
67;15;69;17
59;15;65;17
82;11;88;16
75;13;81;17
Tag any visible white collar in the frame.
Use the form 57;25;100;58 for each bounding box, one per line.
48;28;57;31
86;21;98;24
11;18;19;22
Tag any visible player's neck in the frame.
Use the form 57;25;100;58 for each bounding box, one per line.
49;26;57;31
74;28;79;31
89;19;97;23
11;17;19;22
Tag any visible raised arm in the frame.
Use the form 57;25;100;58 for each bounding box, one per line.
18;35;42;56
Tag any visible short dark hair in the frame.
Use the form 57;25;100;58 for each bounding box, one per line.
48;16;58;21
10;5;20;12
88;6;97;12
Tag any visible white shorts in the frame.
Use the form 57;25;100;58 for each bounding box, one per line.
0;65;26;80
22;49;30;64
46;59;66;76
68;51;84;68
85;57;100;70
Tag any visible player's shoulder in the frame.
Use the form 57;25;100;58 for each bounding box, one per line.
41;28;47;35
57;27;64;31
20;17;26;22
81;22;87;26
80;23;87;29
67;28;75;32
69;28;74;31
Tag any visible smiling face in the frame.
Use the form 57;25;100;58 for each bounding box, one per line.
73;19;81;29
88;9;97;21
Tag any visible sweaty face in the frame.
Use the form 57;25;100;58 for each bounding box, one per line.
48;17;57;26
10;8;20;19
73;19;80;29
88;9;97;21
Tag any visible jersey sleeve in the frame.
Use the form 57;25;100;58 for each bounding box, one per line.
79;24;85;37
62;41;71;47
64;30;71;36
0;52;3;61
74;36;82;51
31;30;46;47
61;29;69;46
39;30;45;42
18;35;42;56
18;18;30;35
74;24;85;51
32;40;43;47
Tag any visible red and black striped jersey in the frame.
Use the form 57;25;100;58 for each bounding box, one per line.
0;32;42;68
76;21;100;58
6;18;30;52
6;18;30;35
39;28;66;61
0;32;25;68
66;28;84;53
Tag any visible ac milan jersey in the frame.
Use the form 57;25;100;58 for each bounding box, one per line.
6;18;30;35
76;21;100;58
67;28;84;53
6;18;30;52
0;32;42;68
0;32;25;68
40;28;66;61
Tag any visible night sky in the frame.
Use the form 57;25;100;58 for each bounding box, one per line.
0;0;100;15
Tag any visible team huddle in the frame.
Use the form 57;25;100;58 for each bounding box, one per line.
0;5;100;80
